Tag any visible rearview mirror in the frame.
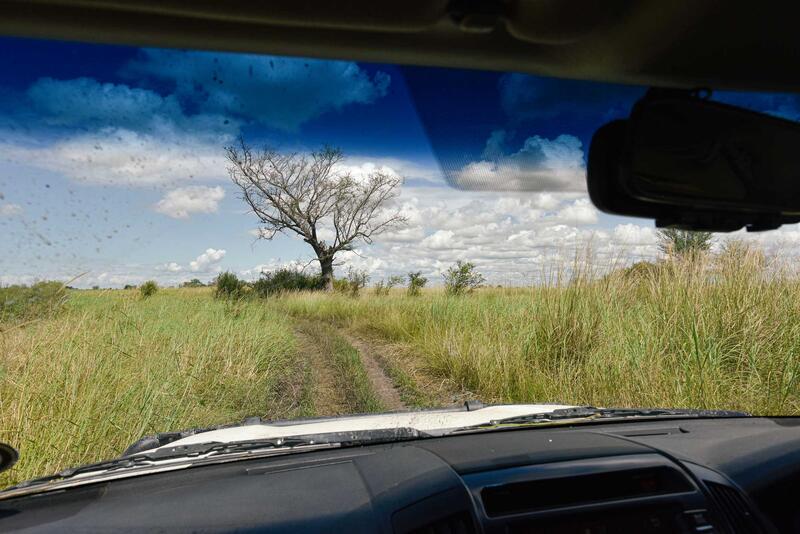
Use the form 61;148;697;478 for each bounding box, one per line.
588;89;800;231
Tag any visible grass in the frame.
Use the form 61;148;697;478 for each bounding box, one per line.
4;244;800;487
276;246;800;416
294;320;384;414
0;288;300;487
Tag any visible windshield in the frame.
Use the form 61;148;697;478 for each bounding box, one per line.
1;36;799;488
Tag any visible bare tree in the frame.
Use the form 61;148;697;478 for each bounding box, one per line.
226;141;406;290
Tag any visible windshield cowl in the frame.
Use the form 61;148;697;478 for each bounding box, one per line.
138;403;575;452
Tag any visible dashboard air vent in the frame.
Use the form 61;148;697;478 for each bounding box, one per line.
406;511;475;534
704;481;761;534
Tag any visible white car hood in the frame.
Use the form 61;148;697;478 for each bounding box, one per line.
156;404;576;451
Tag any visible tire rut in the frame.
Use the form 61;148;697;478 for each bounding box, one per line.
293;324;350;416
293;320;408;415
343;334;407;412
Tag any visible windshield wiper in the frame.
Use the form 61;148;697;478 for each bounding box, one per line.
451;406;749;433
8;428;425;492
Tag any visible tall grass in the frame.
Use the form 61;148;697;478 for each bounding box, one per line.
277;246;800;416
0;288;298;487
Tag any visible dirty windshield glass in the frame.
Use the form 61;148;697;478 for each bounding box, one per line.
2;36;800;487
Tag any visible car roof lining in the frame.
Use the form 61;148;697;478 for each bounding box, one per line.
0;0;798;92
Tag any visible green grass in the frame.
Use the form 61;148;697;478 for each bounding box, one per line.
277;248;800;416
295;321;384;414
0;288;300;487
4;244;800;487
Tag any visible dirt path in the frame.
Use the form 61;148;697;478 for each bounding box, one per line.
344;334;406;412
291;318;476;416
293;323;351;416
292;320;408;415
340;330;476;409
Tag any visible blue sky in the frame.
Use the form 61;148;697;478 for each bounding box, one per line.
2;36;800;288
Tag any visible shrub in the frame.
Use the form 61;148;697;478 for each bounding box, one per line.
252;268;324;297
375;274;404;296
181;278;205;288
657;228;713;258
443;260;486;295
214;272;244;299
338;268;368;297
407;271;427;296
139;280;159;299
0;281;68;323
616;260;664;282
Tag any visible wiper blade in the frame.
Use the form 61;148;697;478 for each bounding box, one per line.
8;428;425;492
452;406;749;432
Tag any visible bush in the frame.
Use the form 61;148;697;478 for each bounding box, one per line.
181;278;205;288
252;268;324;297
337;268;368;297
139;280;159;299
443;260;485;295
374;274;404;296
123;284;137;290
407;271;427;297
657;228;713;258
0;281;68;323
214;272;244;299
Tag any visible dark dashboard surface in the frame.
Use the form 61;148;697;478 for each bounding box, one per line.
1;417;798;533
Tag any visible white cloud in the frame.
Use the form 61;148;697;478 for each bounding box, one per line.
421;229;457;250
161;262;183;272
0;202;22;216
556;198;598;225
339;156;444;186
303;185;667;286
454;133;586;192
0;126;229;187
612;224;657;245
189;248;226;272
122;49;390;131
155;186;225;219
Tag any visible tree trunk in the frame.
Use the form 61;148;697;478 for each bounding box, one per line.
319;256;334;291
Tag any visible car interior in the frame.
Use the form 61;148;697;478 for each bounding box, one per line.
1;1;799;532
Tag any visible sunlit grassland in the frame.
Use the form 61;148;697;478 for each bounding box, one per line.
277;247;800;416
0;288;299;487
4;245;800;487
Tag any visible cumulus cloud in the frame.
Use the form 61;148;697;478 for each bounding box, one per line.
0;49;393;188
154;185;225;218
122;49;390;131
189;248;226;272
0;126;230;187
0;202;22;216
453;133;586;192
161;262;183;272
612;223;658;245
421;229;457;250
289;185;661;285
555;198;598;225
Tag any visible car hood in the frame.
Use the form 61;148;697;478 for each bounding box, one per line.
146;403;576;453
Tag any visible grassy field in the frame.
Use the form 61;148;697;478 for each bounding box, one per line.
0;288;302;486
3;246;800;486
277;248;800;415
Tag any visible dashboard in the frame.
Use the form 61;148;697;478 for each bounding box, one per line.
2;417;798;532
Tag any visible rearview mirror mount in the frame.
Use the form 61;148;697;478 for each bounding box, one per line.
588;89;800;232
